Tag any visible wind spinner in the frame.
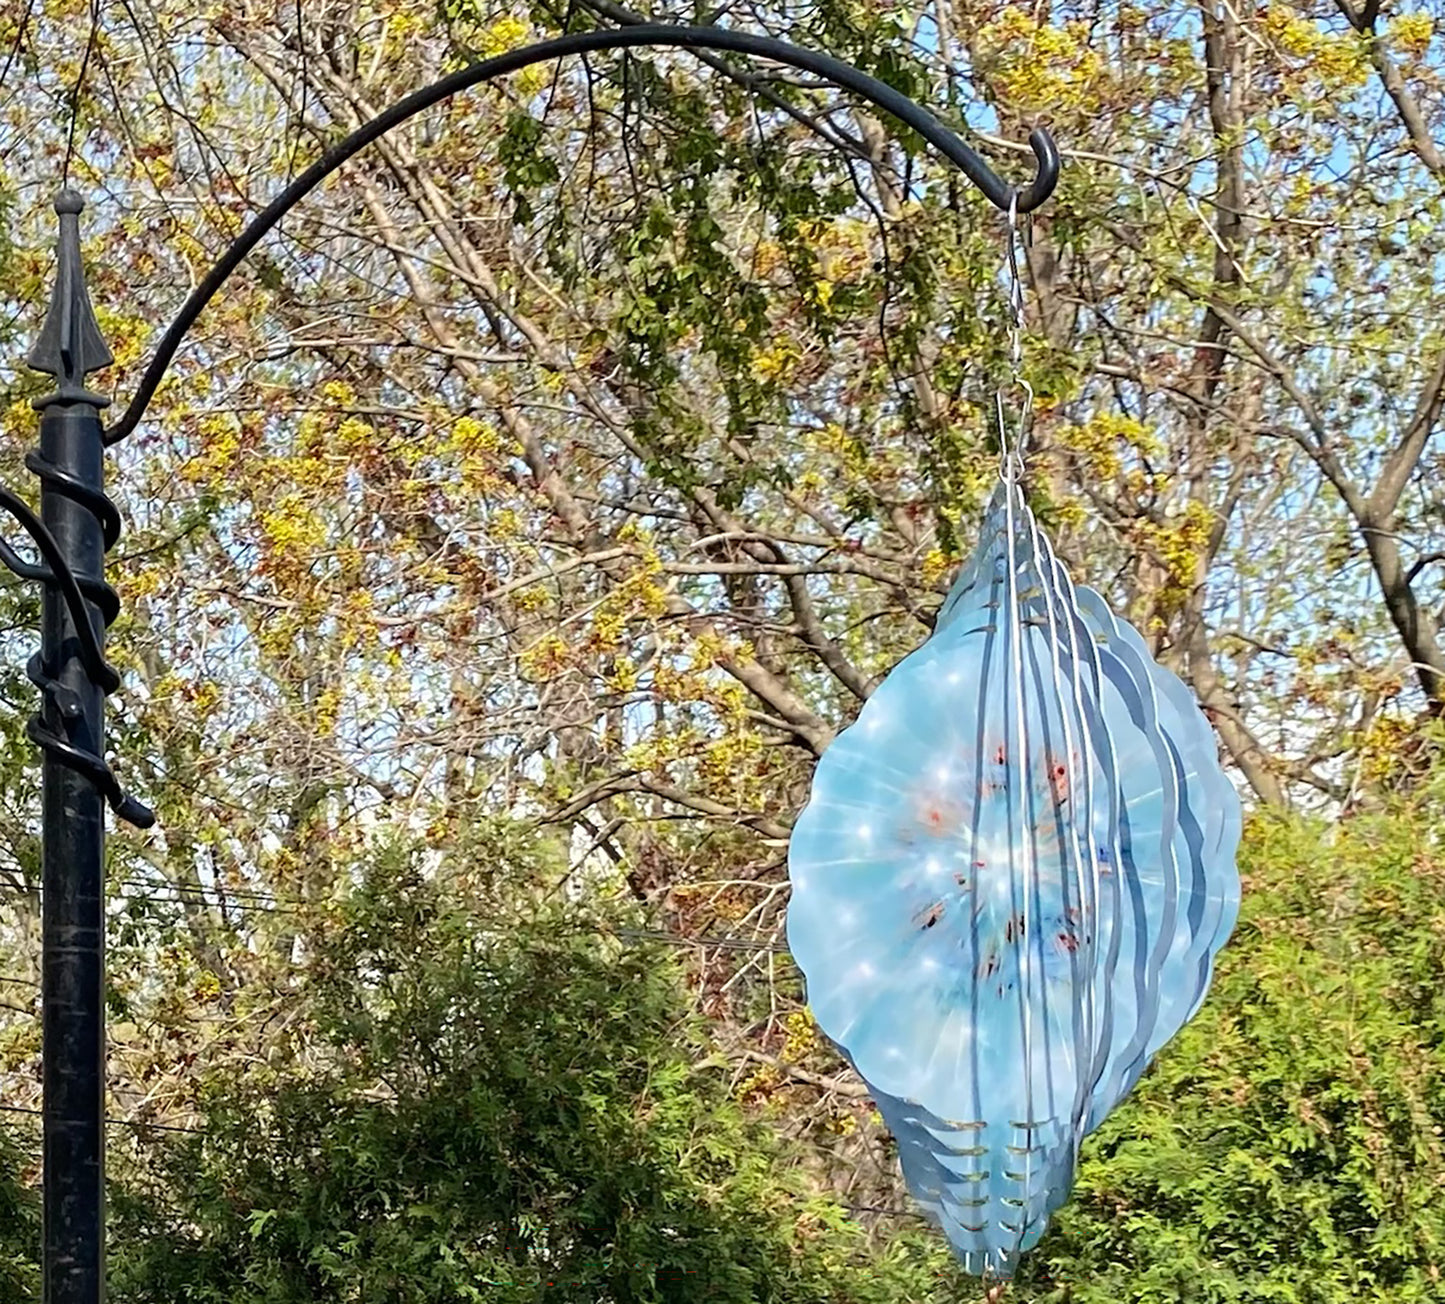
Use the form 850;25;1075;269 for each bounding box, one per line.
785;218;1241;1280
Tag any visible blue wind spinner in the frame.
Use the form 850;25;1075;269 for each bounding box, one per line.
786;481;1241;1278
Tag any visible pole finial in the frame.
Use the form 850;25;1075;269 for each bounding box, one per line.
27;188;112;409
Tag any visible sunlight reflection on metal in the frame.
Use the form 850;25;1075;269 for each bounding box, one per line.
786;481;1241;1279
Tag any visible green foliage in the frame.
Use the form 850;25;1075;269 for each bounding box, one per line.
0;1123;38;1301
92;798;1445;1300
9;785;1445;1301
498;110;561;225
107;829;959;1303
6;3;1445;1298
1012;789;1445;1302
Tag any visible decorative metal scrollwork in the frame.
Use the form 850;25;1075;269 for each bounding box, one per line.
0;478;153;829
8;188;153;830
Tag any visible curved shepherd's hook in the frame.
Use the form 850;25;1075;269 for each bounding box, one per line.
104;22;1059;446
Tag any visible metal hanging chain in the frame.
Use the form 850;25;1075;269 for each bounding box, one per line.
999;199;1106;1125
996;195;1034;483
993;196;1109;1255
993;193;1038;1262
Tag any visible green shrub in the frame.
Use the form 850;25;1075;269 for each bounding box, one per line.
1015;795;1445;1302
109;834;959;1303
16;792;1445;1301
0;1122;38;1300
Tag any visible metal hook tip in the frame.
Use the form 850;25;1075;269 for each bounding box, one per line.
1015;128;1061;214
114;794;157;830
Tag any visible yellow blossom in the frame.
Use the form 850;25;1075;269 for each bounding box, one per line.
921;547;954;586
1391;13;1434;56
751;339;802;383
480;14;530;57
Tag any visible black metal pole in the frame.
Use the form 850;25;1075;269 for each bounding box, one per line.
38;408;107;1304
26;190;125;1304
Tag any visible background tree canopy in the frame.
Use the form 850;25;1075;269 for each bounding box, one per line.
1;0;1444;1299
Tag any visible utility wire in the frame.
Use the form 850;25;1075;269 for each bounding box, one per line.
0;885;790;954
0;1100;202;1134
0;1097;922;1222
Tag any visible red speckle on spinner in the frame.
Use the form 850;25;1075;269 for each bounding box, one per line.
903;785;969;841
1047;755;1071;805
914;901;946;930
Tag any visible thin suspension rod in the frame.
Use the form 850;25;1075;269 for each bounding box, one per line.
105;22;1059;446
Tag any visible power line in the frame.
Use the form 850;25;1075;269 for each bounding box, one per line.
0;1098;922;1222
0;886;790;954
0;1101;202;1134
616;926;788;955
1;877;294;907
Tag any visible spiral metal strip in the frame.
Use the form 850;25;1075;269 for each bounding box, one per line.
0;448;154;829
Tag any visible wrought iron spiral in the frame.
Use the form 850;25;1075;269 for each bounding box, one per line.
0;450;153;829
